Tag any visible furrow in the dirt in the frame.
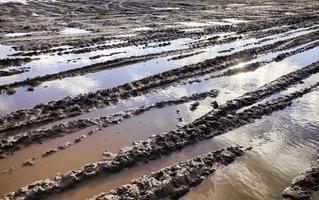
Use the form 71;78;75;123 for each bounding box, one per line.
282;155;319;200
89;145;248;200
0;26;297;92
0;90;219;157
1;25;310;90
2;39;319;154
2;70;318;200
1;30;319;133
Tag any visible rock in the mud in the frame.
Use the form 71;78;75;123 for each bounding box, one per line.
211;101;219;109
102;151;115;160
58;141;72;150
74;135;86;143
6;88;16;95
22;158;36;166
42;149;57;157
27;87;34;91
1;166;15;175
190;102;200;111
282;166;319;200
89;145;248;200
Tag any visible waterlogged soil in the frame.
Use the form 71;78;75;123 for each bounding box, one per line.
0;0;319;200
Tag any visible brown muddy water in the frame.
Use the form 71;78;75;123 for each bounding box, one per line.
1;0;319;200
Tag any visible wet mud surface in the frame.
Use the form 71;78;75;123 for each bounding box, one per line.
0;0;319;200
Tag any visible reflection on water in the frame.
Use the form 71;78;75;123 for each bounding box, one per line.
182;90;319;200
0;98;214;196
0;0;26;4
4;31;46;37
60;27;91;35
0;44;16;59
45;76;100;96
1;27;318;115
0;19;319;200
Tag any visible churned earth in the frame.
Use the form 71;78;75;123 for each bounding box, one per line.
0;0;319;200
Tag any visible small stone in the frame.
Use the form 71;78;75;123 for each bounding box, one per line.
42;149;57;157
9;166;15;173
211;101;219;109
58;141;72;150
74;135;86;143
190;102;200;111
22;159;35;167
27;87;34;91
6;88;16;95
0;154;6;159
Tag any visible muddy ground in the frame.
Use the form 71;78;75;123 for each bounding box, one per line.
0;0;319;200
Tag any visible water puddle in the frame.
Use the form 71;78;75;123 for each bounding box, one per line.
48;89;319;200
151;7;180;10
182;90;319;200
0;27;317;115
0;44;16;59
132;27;154;32
4;31;46;38
0;98;213;196
0;0;26;4
60;28;91;35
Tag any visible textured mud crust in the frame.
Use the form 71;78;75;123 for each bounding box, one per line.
282;156;319;200
0;58;32;69
0;90;219;157
90;145;248;200
2;76;318;200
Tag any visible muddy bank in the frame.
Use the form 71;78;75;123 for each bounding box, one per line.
2;76;318;199
282;155;319;200
90;145;248;200
0;90;219;157
1;31;319;133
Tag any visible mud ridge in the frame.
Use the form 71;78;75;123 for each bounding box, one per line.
0;90;219;157
90;145;248;200
0;68;29;77
168;51;205;61
2;80;318;199
0;58;32;69
282;155;319;200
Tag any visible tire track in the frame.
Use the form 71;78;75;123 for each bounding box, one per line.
2;65;318;200
0;90;219;157
1;30;319;133
90;145;248;200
